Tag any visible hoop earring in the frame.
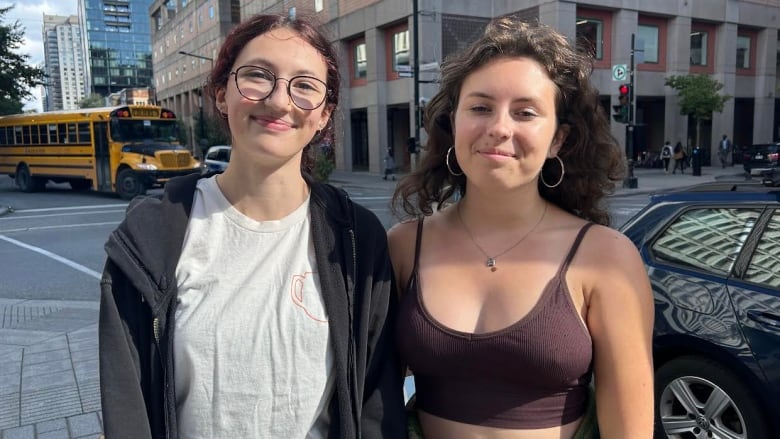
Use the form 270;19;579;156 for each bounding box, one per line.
540;156;565;188
446;146;463;176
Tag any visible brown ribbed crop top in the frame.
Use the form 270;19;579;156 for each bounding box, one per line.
396;220;594;429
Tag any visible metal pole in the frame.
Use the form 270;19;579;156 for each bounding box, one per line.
623;33;638;189
412;0;420;156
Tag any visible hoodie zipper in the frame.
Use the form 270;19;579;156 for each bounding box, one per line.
152;316;171;438
347;204;361;437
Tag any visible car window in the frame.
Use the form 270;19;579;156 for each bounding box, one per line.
651;208;761;275
216;149;229;162
206;150;219;160
744;210;780;289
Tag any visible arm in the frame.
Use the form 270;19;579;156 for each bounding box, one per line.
99;260;154;439
360;221;408;438
584;227;655;438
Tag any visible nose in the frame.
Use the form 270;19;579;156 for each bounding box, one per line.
487;111;512;141
264;78;292;110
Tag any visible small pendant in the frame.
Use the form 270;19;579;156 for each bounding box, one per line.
486;258;496;268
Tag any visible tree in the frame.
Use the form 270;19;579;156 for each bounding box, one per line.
78;94;106;108
665;74;731;149
0;6;46;115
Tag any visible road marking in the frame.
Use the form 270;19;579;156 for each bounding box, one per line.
0;209;126;221
0;234;102;279
12;204;126;213
0;221;119;233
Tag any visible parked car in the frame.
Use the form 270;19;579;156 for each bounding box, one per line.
620;182;780;439
203;145;231;173
742;143;780;176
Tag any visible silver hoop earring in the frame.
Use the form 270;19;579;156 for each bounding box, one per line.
446;146;463;176
540;156;565;188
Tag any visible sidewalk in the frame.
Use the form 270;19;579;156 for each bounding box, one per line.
329;164;748;196
0;164;748;439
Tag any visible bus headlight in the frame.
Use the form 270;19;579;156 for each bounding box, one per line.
136;163;158;171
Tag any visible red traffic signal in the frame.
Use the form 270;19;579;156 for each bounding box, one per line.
619;83;630;97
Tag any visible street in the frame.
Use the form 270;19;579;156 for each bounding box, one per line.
0;173;654;438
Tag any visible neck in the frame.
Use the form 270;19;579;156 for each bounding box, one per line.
457;184;547;228
216;161;309;221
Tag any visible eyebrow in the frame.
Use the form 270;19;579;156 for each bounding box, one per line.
239;58;322;77
463;91;540;104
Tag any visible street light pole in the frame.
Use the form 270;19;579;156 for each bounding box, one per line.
178;50;214;156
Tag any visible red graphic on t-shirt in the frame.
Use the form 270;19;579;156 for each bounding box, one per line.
291;271;328;323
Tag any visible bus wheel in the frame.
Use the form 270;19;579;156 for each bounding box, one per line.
15;165;45;192
69;179;92;191
116;169;146;200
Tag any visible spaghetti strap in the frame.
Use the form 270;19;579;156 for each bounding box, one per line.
558;223;595;276
413;217;425;273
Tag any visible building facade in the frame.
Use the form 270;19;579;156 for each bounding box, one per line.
151;0;780;171
77;0;155;98
42;15;87;111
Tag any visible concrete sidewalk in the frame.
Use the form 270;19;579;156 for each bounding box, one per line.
0;164;748;439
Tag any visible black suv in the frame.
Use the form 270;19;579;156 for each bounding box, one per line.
742;143;780;177
620;182;780;439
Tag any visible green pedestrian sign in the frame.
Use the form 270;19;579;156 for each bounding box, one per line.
612;64;627;82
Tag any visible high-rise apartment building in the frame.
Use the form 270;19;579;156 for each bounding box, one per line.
42;15;86;111
78;0;154;98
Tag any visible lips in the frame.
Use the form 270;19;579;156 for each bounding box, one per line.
253;115;293;129
481;148;516;158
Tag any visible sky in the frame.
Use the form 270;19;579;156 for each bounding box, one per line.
0;1;78;112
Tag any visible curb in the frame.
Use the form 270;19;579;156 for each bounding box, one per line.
0;205;12;217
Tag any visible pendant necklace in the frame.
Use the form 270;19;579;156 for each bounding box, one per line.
456;201;548;272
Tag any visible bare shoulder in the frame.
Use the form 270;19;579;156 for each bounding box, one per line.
387;218;422;296
581;223;640;263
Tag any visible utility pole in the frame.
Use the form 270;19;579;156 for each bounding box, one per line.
623;33;638;189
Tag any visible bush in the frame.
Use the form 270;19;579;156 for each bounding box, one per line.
312;150;335;182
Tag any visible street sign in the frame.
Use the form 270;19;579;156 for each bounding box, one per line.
396;65;412;72
612;64;627;82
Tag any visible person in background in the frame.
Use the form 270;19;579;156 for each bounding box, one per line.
719;134;732;168
672;141;685;174
389;17;654;439
98;13;406;439
384;148;397;180
661;140;673;173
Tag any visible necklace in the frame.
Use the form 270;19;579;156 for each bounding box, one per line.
456;201;548;272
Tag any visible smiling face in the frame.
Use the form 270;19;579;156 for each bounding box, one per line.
215;27;332;171
452;56;567;191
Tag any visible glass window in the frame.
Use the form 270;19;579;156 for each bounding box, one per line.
393;29;410;71
737;35;751;69
67;123;77;143
638;25;659;63
576;18;603;60
22;126;30;144
14;126;22;144
744;211;780;288
690;31;708;66
58;124;67;143
31;125;39;144
355;42;367;79
652;208;761;275
78;123;91;143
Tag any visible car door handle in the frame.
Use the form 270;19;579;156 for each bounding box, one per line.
747;310;780;328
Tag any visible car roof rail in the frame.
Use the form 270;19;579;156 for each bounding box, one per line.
663;181;770;193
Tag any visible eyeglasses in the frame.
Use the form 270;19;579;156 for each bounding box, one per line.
230;65;329;110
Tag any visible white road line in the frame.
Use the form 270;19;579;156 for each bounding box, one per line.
0;221;119;233
0;209;125;220
13;204;125;213
0;234;102;280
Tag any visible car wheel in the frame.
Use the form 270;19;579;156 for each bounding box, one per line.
116;169;146;200
655;356;770;439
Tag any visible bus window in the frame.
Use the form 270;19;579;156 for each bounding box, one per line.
67;123;77;143
14;126;22;144
31;125;39;144
77;123;91;143
58;124;67;143
0;127;6;144
22;126;30;144
48;125;56;144
111;118;179;144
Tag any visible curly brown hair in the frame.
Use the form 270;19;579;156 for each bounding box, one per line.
203;13;340;174
392;17;624;225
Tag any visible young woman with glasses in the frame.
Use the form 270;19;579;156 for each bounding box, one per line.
98;13;406;439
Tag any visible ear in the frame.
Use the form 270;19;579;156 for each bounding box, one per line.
215;87;227;112
549;124;570;157
319;103;334;129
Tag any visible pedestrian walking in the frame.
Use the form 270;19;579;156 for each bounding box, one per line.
661;141;673;173
718;134;732;168
672;142;685;174
383;148;396;180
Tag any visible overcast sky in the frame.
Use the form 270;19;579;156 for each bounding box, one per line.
1;1;78;112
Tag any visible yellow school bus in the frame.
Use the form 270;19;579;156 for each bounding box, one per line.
0;105;202;199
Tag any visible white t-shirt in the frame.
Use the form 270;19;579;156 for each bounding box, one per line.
174;176;333;438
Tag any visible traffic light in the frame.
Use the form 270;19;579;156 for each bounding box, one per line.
612;84;630;123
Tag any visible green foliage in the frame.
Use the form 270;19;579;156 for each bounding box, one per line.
665;74;731;148
78;94;106;108
665;74;731;120
0;97;23;115
0;6;46;114
312;149;335;182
